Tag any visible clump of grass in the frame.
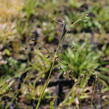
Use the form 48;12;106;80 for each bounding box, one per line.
23;0;38;19
58;40;101;107
59;40;101;79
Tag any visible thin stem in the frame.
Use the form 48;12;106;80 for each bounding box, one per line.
36;17;86;108
36;22;66;109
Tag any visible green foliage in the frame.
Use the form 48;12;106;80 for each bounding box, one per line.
59;41;101;79
1;0;109;108
68;0;81;8
79;15;102;32
97;6;109;32
58;40;102;106
31;50;51;73
0;57;26;76
16;0;38;36
0;77;11;95
43;22;56;42
58;40;109;106
16;19;26;35
87;4;109;32
23;0;38;18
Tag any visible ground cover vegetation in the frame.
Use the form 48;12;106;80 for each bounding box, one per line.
0;0;109;108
